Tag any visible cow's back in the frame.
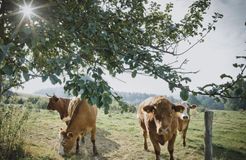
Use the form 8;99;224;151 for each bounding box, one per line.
67;99;97;132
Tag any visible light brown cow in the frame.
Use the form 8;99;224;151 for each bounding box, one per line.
46;95;84;152
176;102;197;147
137;96;185;160
58;98;98;156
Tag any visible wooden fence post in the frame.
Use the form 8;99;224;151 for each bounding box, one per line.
204;110;213;160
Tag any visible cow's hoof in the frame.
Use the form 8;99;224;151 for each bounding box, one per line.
93;152;98;156
93;147;98;156
144;148;150;152
93;150;98;156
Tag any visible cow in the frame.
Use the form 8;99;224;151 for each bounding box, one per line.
58;98;98;156
46;95;85;152
176;102;197;147
46;94;70;124
137;96;185;160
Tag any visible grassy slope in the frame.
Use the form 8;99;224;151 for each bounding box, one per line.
22;109;246;160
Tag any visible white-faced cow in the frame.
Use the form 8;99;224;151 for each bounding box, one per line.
176;102;197;147
58;98;98;156
137;96;185;160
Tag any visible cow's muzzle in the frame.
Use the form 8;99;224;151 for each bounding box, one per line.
157;127;170;135
183;116;189;120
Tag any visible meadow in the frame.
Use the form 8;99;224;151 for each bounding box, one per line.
8;107;245;160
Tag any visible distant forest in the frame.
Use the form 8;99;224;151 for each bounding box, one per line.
32;87;246;110
1;87;244;111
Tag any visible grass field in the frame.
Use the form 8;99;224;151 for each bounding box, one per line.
18;108;246;160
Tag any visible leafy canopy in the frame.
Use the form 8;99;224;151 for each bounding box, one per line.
1;0;243;112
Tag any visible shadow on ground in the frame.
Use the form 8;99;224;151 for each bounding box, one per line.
64;128;120;160
213;144;246;160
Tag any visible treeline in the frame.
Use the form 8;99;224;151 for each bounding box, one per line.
5;86;245;111
1;93;48;110
187;94;246;111
187;95;224;110
119;92;245;111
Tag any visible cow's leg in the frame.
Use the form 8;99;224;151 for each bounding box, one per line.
168;133;177;160
80;132;85;144
141;121;149;151
149;133;161;160
140;120;148;151
182;128;188;147
143;130;148;151
91;127;98;155
76;137;80;153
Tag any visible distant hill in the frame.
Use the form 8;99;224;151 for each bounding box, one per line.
34;87;179;105
34;87;70;98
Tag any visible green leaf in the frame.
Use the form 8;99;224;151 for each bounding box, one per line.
89;96;98;105
72;89;78;97
23;72;29;81
49;74;61;84
0;43;14;63
97;67;103;75
104;104;109;114
2;65;13;75
220;74;232;79
103;96;112;105
180;89;189;101
42;75;49;82
168;83;175;92
131;70;137;78
232;63;238;68
234;88;243;96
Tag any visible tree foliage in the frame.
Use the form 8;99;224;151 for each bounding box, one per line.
1;0;243;112
224;78;246;110
196;56;246;101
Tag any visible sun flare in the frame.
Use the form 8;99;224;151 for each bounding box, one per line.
20;4;34;17
11;0;49;35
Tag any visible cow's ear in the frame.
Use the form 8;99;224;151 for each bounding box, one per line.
67;132;73;138
189;104;197;109
172;104;185;112
143;105;155;113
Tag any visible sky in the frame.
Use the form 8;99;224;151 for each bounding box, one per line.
16;0;246;96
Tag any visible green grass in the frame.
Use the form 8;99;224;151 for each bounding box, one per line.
6;109;246;160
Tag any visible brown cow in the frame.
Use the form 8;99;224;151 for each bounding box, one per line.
46;95;70;123
46;95;84;152
58;98;98;156
137;96;185;160
176;102;197;147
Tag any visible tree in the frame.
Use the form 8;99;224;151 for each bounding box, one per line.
1;0;243;112
197;56;246;101
224;79;246;110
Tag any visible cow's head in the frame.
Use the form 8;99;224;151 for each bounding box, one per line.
143;99;185;135
177;102;197;121
46;94;59;110
58;128;76;155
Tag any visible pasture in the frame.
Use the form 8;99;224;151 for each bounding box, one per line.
16;108;246;160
